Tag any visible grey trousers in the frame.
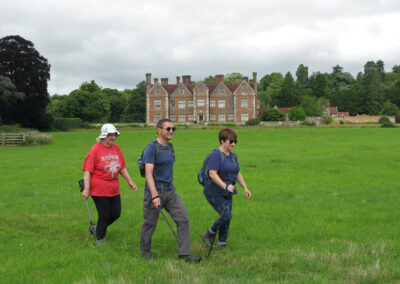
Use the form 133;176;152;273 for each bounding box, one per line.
140;189;191;256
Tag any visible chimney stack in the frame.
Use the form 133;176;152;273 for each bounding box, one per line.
182;75;191;84
146;73;152;91
161;78;169;85
243;76;248;82
216;74;224;84
252;72;258;95
154;78;158;84
176;76;180;85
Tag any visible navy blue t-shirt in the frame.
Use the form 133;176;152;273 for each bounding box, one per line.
204;149;240;196
142;141;175;190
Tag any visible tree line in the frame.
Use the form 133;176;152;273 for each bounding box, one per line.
1;35;400;130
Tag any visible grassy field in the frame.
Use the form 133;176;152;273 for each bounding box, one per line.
1;127;399;283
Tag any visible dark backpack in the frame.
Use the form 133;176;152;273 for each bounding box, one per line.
197;149;237;186
138;140;174;177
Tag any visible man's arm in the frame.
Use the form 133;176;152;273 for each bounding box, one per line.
145;163;160;208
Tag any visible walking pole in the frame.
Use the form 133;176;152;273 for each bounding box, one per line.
158;207;179;241
207;207;226;258
79;179;93;226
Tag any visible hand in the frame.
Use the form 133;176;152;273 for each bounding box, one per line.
227;184;235;193
129;182;137;192
152;196;161;208
244;188;251;199
82;188;90;200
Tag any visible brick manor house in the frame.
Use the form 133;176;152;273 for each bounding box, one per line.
145;73;259;124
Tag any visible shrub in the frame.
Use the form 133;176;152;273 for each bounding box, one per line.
300;120;316;127
22;132;53;146
320;115;333;125
245;118;261;126
261;109;285;121
379;116;390;124
289;107;306;121
331;119;340;125
54;118;82;131
381;121;396;128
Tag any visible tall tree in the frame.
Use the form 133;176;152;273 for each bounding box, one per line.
0;75;25;124
102;88;126;123
311;72;330;98
295;64;311;96
0;35;51;129
276;72;297;107
224;72;243;83
121;81;146;122
366;70;384;114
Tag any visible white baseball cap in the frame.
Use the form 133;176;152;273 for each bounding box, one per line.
97;124;120;140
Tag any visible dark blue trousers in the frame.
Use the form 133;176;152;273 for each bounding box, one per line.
205;194;232;244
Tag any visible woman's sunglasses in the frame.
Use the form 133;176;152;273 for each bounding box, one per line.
163;127;176;132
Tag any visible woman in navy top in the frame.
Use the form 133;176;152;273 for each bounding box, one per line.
201;128;251;248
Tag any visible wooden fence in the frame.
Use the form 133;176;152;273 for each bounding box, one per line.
1;132;26;146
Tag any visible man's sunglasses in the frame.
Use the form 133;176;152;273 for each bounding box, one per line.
228;139;238;144
163;127;176;132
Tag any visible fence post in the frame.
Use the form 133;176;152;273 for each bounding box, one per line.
2;132;5;146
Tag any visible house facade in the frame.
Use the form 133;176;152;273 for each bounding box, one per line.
145;73;259;124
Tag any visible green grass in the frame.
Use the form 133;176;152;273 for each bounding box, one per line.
1;128;399;283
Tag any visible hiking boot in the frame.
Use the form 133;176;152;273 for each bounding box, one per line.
218;242;226;248
201;230;216;247
179;255;202;263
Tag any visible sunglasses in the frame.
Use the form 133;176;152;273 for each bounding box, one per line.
228;139;238;144
163;127;176;132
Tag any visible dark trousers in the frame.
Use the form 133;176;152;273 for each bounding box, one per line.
205;194;233;243
92;195;121;240
140;190;191;256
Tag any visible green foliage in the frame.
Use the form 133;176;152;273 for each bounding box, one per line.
380;100;400;122
121;81;146;122
224;72;243;83
276;72;297;107
300;120;316;126
0;35;51;129
381;121;396;128
54;118;82;131
289;106;306;121
245;118;260;126
379;116;390;124
261;109;285;121
320;115;333;125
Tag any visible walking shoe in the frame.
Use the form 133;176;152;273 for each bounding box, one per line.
201;230;216;247
96;237;106;245
179;255;202;263
218;242;226;248
141;251;153;260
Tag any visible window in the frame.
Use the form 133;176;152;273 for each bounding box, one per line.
188;114;194;121
154;99;161;109
242;86;247;93
170;114;176;121
154;114;161;122
170;100;175;107
178;100;185;109
241;113;248;121
210;114;216;121
155;87;160;94
197;98;205;106
228;99;234;107
219;87;225;94
179;114;186;123
198;86;203;93
218;100;225;108
179;88;185;95
228;113;234;121
218;114;226;122
241;98;248;107
188;100;193;107
210;100;216;107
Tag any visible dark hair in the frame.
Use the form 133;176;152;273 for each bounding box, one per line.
219;128;237;144
157;118;172;129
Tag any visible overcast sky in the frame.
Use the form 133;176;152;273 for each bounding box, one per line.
1;0;400;95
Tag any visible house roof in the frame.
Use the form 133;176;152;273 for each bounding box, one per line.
149;82;253;95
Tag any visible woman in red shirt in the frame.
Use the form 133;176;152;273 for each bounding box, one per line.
82;124;137;244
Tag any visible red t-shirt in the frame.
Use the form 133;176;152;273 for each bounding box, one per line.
82;143;126;197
